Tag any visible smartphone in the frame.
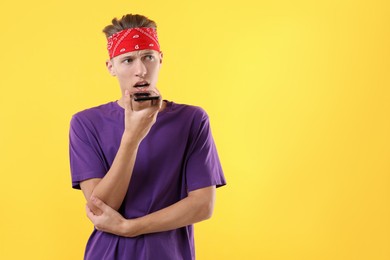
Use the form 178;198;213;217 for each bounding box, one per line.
133;91;160;102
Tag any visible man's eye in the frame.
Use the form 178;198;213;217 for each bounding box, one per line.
145;55;155;61
124;59;133;63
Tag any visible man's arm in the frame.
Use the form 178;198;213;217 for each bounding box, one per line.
80;134;139;215
80;90;161;214
86;186;216;237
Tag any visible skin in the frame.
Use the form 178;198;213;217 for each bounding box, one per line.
87;187;215;237
106;49;164;111
80;48;216;237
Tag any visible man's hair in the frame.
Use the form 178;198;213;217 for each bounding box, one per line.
103;14;157;38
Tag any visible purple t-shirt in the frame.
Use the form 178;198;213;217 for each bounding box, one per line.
69;101;226;260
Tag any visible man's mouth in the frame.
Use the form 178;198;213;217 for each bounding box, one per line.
133;81;150;88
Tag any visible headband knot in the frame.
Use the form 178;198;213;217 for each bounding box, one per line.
107;27;160;59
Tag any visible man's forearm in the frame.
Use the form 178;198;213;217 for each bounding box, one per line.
125;186;216;237
89;133;140;211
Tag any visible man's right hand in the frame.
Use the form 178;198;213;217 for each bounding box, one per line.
122;89;162;144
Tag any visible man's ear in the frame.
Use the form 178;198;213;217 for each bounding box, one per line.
159;52;163;64
106;59;116;76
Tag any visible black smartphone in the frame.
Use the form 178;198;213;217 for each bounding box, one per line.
133;92;160;102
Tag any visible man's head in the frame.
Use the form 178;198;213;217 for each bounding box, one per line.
104;14;163;96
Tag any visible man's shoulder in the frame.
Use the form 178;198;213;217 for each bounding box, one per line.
170;102;208;119
72;101;116;119
70;101;118;127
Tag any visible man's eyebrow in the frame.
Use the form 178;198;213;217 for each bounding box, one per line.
120;54;135;59
120;51;155;59
141;50;155;55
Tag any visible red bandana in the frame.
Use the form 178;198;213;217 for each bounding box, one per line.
107;27;160;59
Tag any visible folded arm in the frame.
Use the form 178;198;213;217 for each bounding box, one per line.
80;135;139;215
86;186;216;237
80;91;161;215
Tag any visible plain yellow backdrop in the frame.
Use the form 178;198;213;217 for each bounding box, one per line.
0;0;389;259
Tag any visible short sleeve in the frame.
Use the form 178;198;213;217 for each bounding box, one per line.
69;115;107;189
185;110;226;192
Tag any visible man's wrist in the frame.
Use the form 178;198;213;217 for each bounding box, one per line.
121;131;141;146
123;218;145;237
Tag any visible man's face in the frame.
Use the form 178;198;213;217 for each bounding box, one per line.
107;49;162;95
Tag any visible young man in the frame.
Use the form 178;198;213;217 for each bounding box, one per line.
69;14;226;260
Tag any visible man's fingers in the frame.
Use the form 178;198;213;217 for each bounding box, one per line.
86;204;95;220
86;204;103;231
124;90;133;111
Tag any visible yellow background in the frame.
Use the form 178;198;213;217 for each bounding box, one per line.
0;0;389;259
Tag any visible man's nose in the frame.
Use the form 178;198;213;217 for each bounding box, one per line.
135;59;147;77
